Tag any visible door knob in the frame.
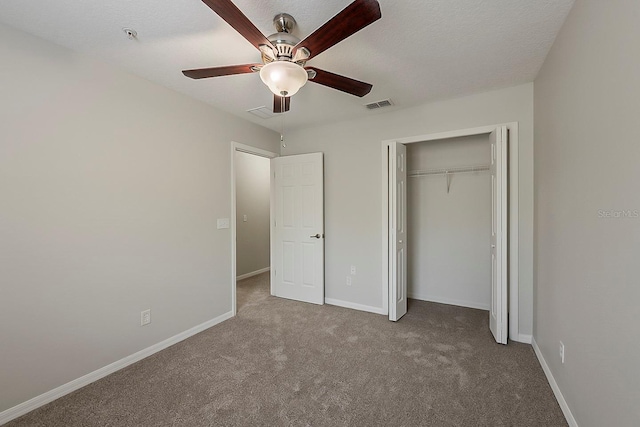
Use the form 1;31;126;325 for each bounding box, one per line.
310;233;322;239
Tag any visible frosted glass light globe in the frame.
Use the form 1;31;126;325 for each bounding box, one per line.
260;61;308;97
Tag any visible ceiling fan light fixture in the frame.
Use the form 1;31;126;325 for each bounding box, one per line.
260;61;308;97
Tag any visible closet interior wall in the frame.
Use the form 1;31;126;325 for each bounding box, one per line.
406;134;492;310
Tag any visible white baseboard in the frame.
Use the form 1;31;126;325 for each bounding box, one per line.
0;311;234;426
531;337;578;427
516;333;532;344
408;293;490;311
236;267;270;281
324;298;386;315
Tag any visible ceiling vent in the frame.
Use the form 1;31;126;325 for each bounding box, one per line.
365;99;394;110
247;106;276;119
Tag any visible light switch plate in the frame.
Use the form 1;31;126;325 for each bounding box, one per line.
217;218;230;229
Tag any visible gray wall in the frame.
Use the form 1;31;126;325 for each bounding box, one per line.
235;151;270;277
283;83;534;338
407;135;491;310
0;23;278;412
534;1;640;425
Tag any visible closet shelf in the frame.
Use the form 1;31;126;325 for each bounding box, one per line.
408;164;490;178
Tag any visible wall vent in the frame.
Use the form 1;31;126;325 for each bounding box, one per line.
247;106;276;119
365;99;394;110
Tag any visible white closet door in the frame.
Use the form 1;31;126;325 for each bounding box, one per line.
489;126;508;344
389;142;407;321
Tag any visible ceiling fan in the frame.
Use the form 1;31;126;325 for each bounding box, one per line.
182;0;382;113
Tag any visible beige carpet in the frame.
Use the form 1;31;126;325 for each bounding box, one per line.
7;273;567;426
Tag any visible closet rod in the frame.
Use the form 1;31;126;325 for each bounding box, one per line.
408;164;490;178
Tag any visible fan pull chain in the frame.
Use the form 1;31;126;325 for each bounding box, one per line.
280;98;286;148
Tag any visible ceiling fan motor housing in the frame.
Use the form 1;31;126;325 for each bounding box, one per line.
260;14;310;65
267;32;298;59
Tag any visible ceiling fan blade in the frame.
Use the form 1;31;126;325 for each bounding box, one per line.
273;95;291;113
294;0;381;60
201;0;274;51
306;67;373;97
182;64;261;79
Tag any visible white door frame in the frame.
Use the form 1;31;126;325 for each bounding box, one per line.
230;141;278;316
380;123;520;341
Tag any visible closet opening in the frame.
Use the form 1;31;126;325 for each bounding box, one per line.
406;134;492;314
382;124;518;344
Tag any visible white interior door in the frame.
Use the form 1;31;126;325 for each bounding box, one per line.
271;153;324;305
490;126;508;344
389;142;407;321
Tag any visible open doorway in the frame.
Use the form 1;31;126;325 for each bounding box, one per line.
231;143;326;315
231;142;278;315
381;124;519;344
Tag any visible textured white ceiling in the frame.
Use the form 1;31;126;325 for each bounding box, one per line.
0;0;574;131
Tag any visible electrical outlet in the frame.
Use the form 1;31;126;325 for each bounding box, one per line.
559;341;565;364
346;276;352;286
350;265;356;275
243;214;248;222
141;309;151;326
